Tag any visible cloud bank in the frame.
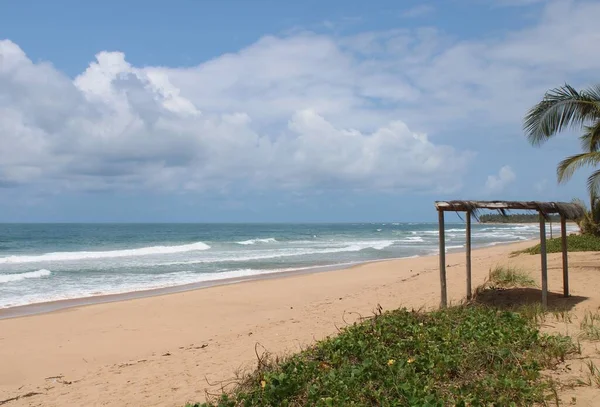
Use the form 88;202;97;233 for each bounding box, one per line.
0;38;471;194
1;0;600;196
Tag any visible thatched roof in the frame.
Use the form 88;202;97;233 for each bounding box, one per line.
434;200;585;221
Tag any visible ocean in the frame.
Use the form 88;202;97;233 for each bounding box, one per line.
0;222;576;309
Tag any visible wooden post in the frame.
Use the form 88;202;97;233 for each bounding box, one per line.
438;210;447;308
539;213;548;308
466;210;472;300
561;215;569;297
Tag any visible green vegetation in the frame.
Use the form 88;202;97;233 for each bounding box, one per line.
524;84;600;203
572;198;600;236
487;265;536;288
191;305;575;407
580;310;600;341
479;213;560;223
584;361;600;388
524;84;600;235
514;233;600;255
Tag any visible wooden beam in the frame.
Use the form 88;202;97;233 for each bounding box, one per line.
561;215;569;297
436;201;520;210
438;210;447;308
539;213;548;308
466;210;472;300
433;200;584;220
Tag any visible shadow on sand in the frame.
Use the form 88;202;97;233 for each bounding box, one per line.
473;287;588;311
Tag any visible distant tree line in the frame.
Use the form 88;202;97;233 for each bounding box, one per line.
479;213;561;223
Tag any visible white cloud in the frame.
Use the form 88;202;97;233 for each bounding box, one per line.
1;0;600;195
0;40;471;194
149;1;600;134
485;166;516;194
401;5;435;18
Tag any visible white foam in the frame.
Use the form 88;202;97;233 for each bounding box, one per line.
236;238;278;245
369;240;394;250
0;265;357;308
483;240;523;247
403;236;424;242
0;242;211;264
162;240;396;266
475;232;529;240
0;269;51;283
503;225;537;231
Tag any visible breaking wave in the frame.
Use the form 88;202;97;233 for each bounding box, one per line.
163;240;396;266
236;238;278;245
0;269;51;283
0;242;211;264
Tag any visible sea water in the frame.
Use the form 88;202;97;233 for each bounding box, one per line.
0;223;577;308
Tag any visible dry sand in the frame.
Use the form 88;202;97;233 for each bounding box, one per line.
1;240;600;406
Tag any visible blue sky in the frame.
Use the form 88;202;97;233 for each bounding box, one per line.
0;0;598;222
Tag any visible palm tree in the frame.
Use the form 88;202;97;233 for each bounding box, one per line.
524;84;600;205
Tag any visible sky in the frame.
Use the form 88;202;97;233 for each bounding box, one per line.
0;0;599;222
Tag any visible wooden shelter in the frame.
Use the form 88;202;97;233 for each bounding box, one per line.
434;200;585;308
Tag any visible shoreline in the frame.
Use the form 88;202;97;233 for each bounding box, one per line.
0;239;530;320
0;261;361;320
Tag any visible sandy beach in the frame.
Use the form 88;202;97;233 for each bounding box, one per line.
2;240;600;406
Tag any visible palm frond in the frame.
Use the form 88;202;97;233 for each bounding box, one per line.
579;122;600;152
524;84;600;146
557;152;600;183
587;169;600;204
571;197;588;211
583;84;600;101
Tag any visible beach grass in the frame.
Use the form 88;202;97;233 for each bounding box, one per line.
583;361;600;388
580;310;600;341
514;233;600;255
190;304;576;407
487;264;536;288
